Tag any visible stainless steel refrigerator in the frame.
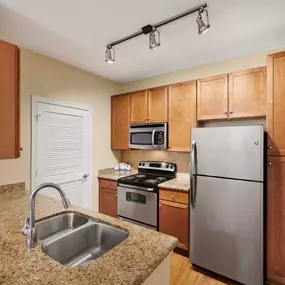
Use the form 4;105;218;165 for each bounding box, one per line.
190;126;264;285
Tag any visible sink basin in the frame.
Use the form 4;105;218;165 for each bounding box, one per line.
42;222;129;267
36;213;89;241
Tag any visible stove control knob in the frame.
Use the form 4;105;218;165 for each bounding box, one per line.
139;163;141;166
171;165;174;169
142;163;145;166
166;165;169;168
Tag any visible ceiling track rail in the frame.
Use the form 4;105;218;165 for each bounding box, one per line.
106;3;208;48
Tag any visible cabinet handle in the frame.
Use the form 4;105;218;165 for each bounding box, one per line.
115;194;117;197
230;111;233;114
171;195;174;199
159;204;162;208
224;111;228;114
268;146;273;150
106;183;109;187
268;162;272;166
145;118;147;122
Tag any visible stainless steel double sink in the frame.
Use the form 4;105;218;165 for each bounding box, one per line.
36;212;129;267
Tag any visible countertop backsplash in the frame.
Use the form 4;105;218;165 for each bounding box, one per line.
121;150;190;173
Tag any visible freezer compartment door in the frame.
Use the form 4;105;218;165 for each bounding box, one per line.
191;126;264;181
190;176;263;285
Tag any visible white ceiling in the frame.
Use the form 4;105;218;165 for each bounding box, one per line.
0;0;285;83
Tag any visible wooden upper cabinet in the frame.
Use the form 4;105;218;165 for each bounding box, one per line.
130;87;168;124
130;90;148;124
197;74;228;121
267;52;285;156
266;156;285;285
0;40;20;159
169;81;196;152
228;67;266;119
148;86;168;123
111;94;130;150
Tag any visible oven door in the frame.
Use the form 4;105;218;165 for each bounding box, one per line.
129;123;168;150
117;184;158;227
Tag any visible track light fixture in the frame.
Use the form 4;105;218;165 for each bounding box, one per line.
105;3;209;63
149;29;161;50
196;7;210;35
105;46;115;63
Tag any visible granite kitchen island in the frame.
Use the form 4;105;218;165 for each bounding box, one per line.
0;183;177;285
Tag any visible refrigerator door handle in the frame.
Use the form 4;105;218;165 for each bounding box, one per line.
190;141;197;209
191;141;197;175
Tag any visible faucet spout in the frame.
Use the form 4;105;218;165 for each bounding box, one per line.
22;183;71;248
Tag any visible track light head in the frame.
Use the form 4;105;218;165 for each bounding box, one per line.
149;29;161;50
196;7;210;35
105;46;115;63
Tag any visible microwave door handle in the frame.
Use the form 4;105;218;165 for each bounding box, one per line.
152;129;156;147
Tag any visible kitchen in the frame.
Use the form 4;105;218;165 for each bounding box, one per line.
0;0;285;284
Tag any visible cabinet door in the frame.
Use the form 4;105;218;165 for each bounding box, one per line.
0;40;20;159
267;156;285;285
197;74;228;121
159;199;189;250
99;187;117;218
111;94;130;150
169;81;196;152
229;67;266;119
148;86;168;123
130;90;148;124
267;52;285;156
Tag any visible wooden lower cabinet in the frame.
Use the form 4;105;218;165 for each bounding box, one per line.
267;156;285;285
99;179;117;218
159;189;189;251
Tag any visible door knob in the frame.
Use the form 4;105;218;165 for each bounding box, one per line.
82;173;89;182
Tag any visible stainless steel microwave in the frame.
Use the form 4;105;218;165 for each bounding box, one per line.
129;123;168;150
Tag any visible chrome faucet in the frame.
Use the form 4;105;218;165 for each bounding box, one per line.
22;183;71;248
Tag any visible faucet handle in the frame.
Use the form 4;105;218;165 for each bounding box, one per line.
22;217;30;236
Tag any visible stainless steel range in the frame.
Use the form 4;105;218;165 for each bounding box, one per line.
117;161;177;230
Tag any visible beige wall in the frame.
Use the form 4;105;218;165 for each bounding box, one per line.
0;49;121;210
120;48;285;92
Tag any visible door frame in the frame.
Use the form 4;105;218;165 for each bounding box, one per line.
31;96;93;203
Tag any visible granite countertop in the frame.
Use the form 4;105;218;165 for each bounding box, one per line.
98;168;190;192
0;183;177;285
158;173;190;192
98;168;138;181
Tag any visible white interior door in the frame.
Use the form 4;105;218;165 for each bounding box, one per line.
33;99;92;209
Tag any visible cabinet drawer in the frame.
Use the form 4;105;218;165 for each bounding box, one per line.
99;179;117;190
159;189;188;205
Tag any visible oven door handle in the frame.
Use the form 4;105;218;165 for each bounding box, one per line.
118;183;156;192
126;198;145;205
152;129;156;147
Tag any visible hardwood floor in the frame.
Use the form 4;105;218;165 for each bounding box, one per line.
170;253;237;285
